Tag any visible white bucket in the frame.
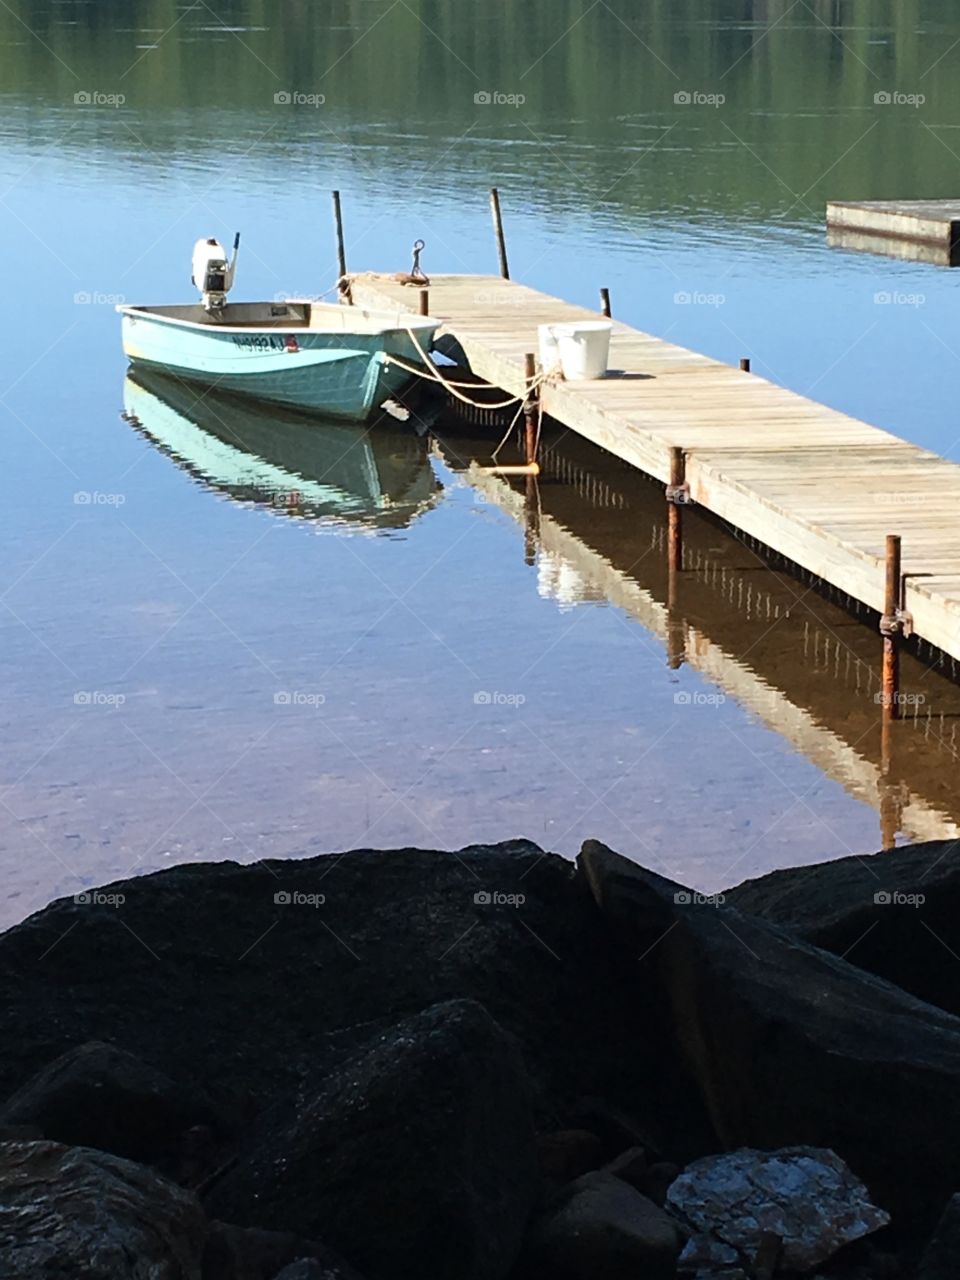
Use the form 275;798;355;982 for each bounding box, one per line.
538;321;612;381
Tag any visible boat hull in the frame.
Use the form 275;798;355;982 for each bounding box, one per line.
118;302;439;422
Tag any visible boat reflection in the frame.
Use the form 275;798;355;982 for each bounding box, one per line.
122;370;442;533
437;426;960;849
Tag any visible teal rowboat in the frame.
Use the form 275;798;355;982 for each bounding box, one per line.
121;371;442;533
116;298;441;422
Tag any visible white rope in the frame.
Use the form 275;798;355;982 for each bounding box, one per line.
384;352;525;407
390;323;552;411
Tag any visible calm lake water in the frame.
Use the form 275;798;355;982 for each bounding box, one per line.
3;0;960;924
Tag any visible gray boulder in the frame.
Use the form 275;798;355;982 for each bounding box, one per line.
526;1170;684;1279
727;840;960;1017
204;998;539;1280
666;1146;889;1273
578;839;960;1232
0;1139;207;1278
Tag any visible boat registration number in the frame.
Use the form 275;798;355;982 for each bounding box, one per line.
231;334;288;352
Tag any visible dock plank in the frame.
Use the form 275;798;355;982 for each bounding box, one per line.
350;273;960;662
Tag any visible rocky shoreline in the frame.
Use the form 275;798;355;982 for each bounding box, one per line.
0;837;958;1279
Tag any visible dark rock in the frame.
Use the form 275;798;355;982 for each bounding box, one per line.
578;839;960;1234
205;999;539;1280
567;1094;663;1160
0;1138;207;1278
273;1265;333;1280
536;1129;604;1181
0;1039;220;1167
916;1192;960;1280
202;1221;364;1280
726;840;960;1017
0;1123;42;1141
526;1170;684;1279
635;1160;680;1207
602;1145;648;1189
666;1146;889;1273
0;844;712;1160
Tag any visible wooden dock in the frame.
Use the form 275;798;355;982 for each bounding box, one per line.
827;199;960;265
349;273;960;666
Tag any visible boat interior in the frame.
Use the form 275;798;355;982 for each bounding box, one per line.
123;300;439;334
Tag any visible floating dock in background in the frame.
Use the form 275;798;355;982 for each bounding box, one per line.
350;272;960;681
827;199;960;266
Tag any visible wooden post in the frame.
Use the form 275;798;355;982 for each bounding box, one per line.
418;289;429;317
881;533;902;720
523;352;537;465
667;446;685;572
739;357;751;372
332;190;350;302
600;287;612;318
490;188;510;280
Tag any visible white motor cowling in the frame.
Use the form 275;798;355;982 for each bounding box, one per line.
191;233;240;312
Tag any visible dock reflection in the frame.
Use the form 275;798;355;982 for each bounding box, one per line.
438;425;960;848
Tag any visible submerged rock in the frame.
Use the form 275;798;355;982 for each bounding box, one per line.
578;839;960;1232
204;998;539;1280
727;840;960;1016
526;1170;685;1279
0;1139;207;1278
666;1147;889;1273
0;1039;219;1167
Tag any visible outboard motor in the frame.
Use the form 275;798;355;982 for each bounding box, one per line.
191;233;240;314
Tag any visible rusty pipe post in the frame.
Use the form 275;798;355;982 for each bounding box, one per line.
524;474;541;566
490;188;510;280
667;446;685;573
881;534;902;720
600;287;612;318
418;288;429;317
739;357;751;372
523;352;538;465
